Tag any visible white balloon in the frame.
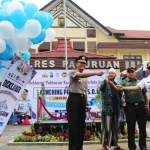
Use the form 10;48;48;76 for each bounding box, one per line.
30;43;40;49
7;1;24;14
12;33;28;50
0;38;6;53
23;19;41;38
21;39;32;51
44;28;56;42
2;2;10;10
0;21;15;39
13;49;20;56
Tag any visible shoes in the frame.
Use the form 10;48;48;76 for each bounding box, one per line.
140;148;147;150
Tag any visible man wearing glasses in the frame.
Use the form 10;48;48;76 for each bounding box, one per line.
117;65;149;150
66;55;104;150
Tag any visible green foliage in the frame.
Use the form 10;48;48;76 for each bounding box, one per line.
41;82;46;97
95;82;102;108
14;120;101;142
118;125;140;139
89;134;99;141
50;135;59;142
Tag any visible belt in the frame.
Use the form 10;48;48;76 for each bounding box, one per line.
69;93;85;97
126;101;144;106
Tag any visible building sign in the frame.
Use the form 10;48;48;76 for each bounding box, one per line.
13;69;121;123
58;16;65;27
30;58;125;70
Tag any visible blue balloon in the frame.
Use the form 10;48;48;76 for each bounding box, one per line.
1;0;12;5
24;3;38;19
19;1;26;6
10;10;27;29
0;61;8;70
20;51;31;61
0;10;10;21
30;29;46;44
32;11;48;29
44;13;54;29
0;44;13;61
5;39;16;51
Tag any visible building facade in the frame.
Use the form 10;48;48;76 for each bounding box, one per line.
30;0;150;70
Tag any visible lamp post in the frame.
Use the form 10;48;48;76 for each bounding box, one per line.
64;0;68;70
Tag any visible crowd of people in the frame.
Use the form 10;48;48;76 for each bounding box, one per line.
67;55;150;150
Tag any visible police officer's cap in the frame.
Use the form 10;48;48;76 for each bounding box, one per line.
75;55;88;63
127;67;136;72
22;89;28;95
147;62;150;68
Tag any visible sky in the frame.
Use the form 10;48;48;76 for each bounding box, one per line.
1;0;150;30
22;0;150;31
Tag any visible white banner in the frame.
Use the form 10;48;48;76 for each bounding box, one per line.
0;54;36;136
12;69;121;124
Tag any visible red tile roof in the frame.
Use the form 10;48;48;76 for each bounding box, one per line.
106;26;150;39
31;50;116;58
55;39;74;51
32;39;116;59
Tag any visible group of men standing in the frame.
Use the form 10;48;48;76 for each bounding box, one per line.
67;55;150;150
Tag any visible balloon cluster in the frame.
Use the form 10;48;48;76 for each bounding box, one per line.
0;0;56;62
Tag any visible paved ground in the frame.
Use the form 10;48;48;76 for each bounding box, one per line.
1;121;150;150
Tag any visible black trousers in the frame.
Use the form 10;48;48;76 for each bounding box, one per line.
66;94;86;150
125;102;147;149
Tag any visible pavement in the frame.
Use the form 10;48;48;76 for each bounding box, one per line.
1;121;150;150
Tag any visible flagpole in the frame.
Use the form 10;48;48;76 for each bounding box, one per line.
64;0;68;70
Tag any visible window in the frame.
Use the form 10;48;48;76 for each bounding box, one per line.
29;48;36;54
52;41;57;50
87;29;96;38
38;42;50;52
87;41;96;53
73;42;85;51
123;55;142;69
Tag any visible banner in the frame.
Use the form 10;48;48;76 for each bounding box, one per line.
13;69;121;124
0;54;36;136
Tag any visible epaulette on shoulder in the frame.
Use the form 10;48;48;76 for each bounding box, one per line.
27;99;31;101
122;79;127;83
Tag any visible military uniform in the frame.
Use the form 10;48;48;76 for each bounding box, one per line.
14;89;32;124
66;56;88;150
121;67;147;150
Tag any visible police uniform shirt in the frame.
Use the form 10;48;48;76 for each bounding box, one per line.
69;70;88;94
15;99;32;116
137;75;150;96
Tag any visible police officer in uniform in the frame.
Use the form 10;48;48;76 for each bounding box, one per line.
14;89;32;124
66;55;104;150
